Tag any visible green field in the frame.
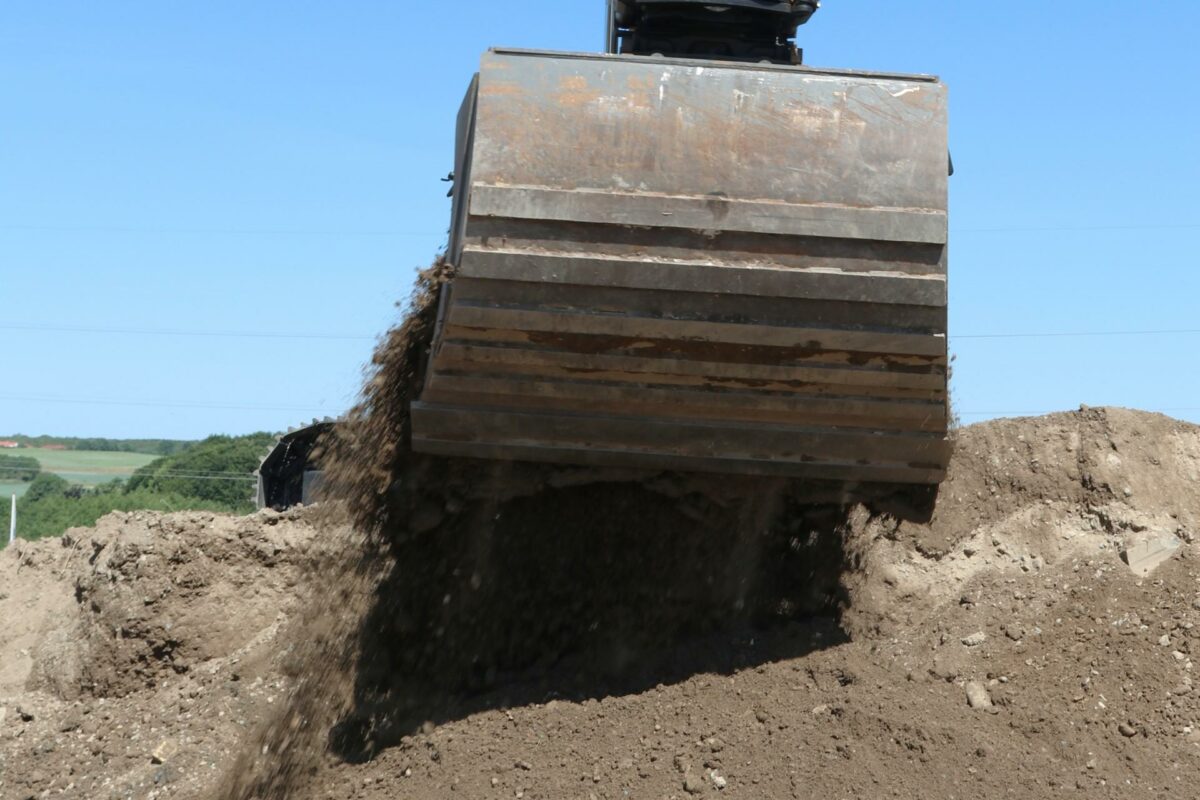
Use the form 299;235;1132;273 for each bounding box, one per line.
3;449;159;488
0;481;28;499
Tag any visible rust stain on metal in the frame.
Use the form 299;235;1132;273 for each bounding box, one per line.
554;75;605;108
479;82;523;97
527;331;652;355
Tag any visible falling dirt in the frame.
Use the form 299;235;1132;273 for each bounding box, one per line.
2;281;1200;800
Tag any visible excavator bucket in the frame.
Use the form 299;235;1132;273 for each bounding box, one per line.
411;48;950;485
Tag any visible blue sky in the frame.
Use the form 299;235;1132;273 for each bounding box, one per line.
2;1;1198;439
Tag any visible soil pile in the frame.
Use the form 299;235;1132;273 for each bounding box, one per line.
292;406;1200;800
3;408;1200;800
0;508;337;800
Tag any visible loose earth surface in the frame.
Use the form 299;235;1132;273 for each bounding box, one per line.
2;407;1200;799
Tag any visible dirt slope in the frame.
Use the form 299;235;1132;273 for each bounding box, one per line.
0;509;338;800
2;407;1199;800
298;406;1200;800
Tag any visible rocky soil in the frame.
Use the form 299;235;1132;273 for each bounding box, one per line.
3;407;1200;799
0;509;338;800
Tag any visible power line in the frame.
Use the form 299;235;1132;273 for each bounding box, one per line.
0;465;256;479
0;224;438;237
0;465;257;479
2;396;1198;424
9;322;1200;343
3;388;1200;420
0;394;343;413
0;463;263;478
954;223;1200;234
955;328;1200;340
0;467;255;483
3;222;1197;236
0;323;376;341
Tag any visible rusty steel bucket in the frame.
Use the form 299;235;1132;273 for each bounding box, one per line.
411;48;950;484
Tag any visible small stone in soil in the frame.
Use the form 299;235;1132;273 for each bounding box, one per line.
965;681;993;710
962;632;987;647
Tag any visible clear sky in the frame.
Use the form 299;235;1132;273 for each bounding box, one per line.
2;1;1198;439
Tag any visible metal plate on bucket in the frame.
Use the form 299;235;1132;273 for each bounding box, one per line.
414;49;950;485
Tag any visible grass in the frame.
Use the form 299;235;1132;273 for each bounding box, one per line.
2;448;158;488
0;481;29;499
19;448;158;472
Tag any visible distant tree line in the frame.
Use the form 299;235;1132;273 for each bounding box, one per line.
0;432;276;545
127;432;276;508
0;435;195;456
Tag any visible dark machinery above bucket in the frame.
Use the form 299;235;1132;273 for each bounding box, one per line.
608;0;819;64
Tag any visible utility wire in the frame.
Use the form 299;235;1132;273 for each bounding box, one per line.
0;394;342;413
8;322;1200;343
0;468;255;483
955;223;1200;233
955;329;1200;340
3;393;1200;420
0;463;261;477
1;398;1197;425
0;476;253;485
0;224;437;237
0;323;376;341
0;465;258;478
3;222;1197;235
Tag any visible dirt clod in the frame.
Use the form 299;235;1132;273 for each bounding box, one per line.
964;681;994;710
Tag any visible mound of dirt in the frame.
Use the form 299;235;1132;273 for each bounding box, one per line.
0;508;339;800
4;407;1200;800
896;406;1199;558
235;406;1200;800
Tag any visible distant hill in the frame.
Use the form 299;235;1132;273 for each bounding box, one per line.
127;432;276;510
1;432;277;544
0;435;195;456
